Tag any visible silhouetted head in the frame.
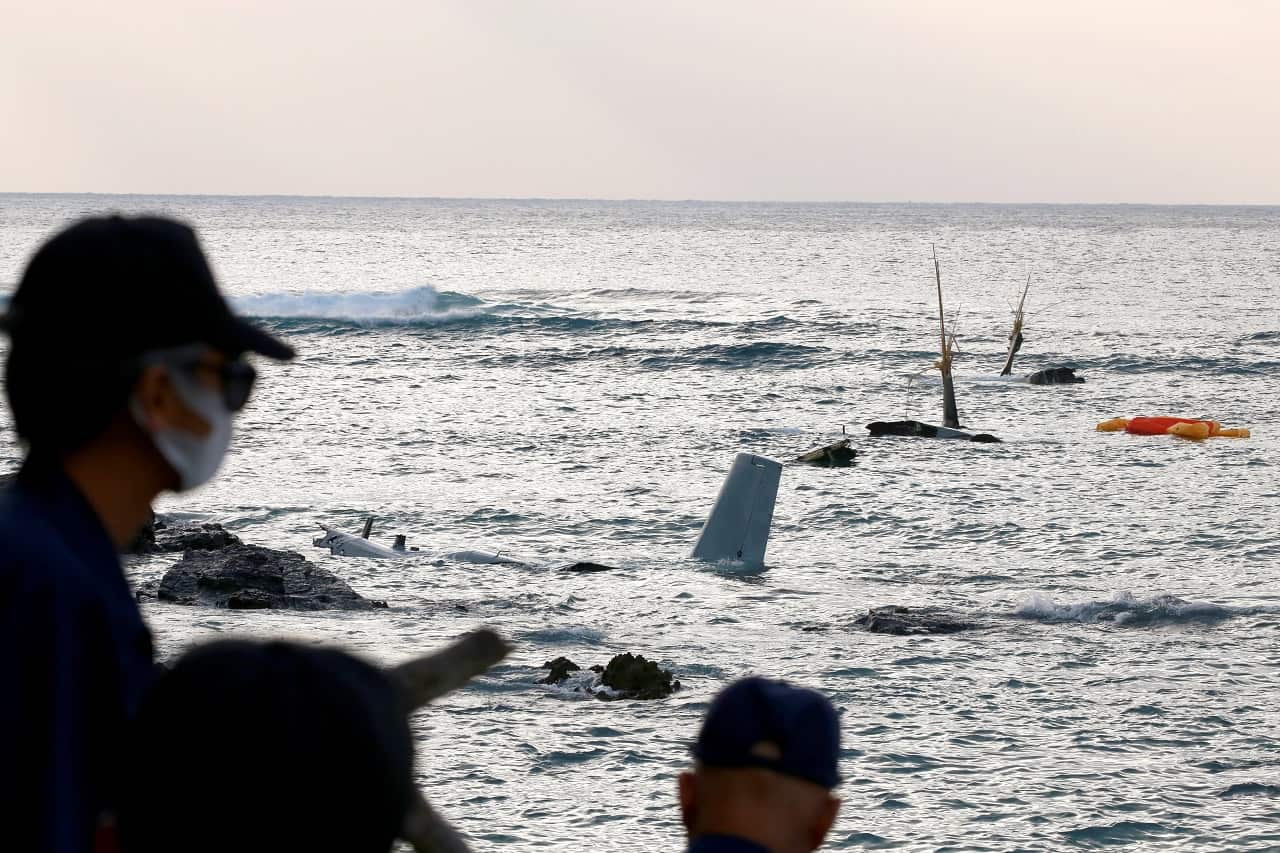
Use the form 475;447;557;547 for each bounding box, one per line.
118;639;413;853
3;215;292;485
679;677;842;853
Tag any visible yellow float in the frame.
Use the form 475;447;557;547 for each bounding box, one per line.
1095;416;1250;440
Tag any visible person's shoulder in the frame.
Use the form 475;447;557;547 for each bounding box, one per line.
0;481;93;582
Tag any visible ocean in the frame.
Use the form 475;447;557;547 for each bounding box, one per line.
1;194;1277;851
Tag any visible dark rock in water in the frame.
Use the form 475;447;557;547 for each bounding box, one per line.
795;438;857;466
137;544;387;611
540;653;679;700
540;656;581;684
1027;366;1085;385
854;605;975;635
866;420;1001;443
555;561;617;573
125;511;159;554
154;522;242;553
125;517;241;555
600;652;679;700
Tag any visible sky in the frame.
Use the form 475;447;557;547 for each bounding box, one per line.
2;1;1277;203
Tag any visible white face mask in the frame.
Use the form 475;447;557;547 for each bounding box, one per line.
132;363;233;492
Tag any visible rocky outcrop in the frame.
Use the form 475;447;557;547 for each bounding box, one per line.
127;517;242;555
538;653;679;700
539;656;581;684
597;653;679;699
154;522;242;552
136;544;387;611
854;605;975;635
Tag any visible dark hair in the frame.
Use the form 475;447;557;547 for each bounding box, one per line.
5;343;140;454
118;640;414;853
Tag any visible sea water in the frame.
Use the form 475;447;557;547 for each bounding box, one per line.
1;195;1277;851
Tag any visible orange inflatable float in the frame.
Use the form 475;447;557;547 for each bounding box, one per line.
1096;417;1250;440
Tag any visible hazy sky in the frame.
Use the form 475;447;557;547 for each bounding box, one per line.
3;1;1277;202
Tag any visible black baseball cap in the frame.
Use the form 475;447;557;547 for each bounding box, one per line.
691;676;841;789
119;640;413;853
1;215;293;361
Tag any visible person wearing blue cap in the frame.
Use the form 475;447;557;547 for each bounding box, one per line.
679;676;843;853
0;216;295;853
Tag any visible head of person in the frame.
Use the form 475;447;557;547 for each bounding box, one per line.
117;639;415;853
679;677;842;853
2;214;293;491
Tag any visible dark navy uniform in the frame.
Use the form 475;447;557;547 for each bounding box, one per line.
0;457;154;853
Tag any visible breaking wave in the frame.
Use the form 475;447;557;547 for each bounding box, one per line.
1013;591;1266;626
236;285;487;325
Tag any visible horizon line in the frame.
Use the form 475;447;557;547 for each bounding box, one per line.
1;190;1278;208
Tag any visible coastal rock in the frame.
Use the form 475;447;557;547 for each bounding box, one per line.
599;653;679;700
539;656;581;684
153;521;243;553
137;544;387;611
538;653;679;700
854;605;975;635
126;517;241;555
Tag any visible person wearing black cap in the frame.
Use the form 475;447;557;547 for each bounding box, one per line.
679;677;843;853
116;639;415;853
0;215;294;853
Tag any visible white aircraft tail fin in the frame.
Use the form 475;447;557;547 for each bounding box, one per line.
690;453;781;567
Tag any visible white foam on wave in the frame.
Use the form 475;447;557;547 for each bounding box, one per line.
235;285;485;324
1015;590;1240;625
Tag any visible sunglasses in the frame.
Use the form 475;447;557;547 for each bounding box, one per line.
139;345;258;412
185;359;258;412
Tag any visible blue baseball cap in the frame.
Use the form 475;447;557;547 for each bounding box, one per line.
691;676;841;789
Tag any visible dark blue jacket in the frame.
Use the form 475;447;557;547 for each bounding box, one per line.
0;457;154;853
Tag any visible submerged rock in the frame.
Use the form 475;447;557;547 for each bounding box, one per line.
795;438;857;466
539;656;581;684
854;605;975;635
137;544;387;611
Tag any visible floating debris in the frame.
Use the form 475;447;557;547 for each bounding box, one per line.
794;438;857;466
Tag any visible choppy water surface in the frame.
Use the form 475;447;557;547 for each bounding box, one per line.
2;195;1278;851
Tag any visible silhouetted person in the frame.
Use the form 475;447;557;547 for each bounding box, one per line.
679;677;842;853
117;640;415;853
0;216;294;852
